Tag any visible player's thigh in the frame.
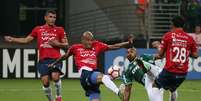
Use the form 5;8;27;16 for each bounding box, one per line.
80;70;101;96
155;69;185;91
149;64;162;77
37;60;49;77
51;62;63;80
145;74;154;90
41;75;50;85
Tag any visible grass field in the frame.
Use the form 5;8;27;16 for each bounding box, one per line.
0;79;201;101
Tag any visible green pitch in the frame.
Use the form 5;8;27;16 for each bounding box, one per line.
0;79;200;101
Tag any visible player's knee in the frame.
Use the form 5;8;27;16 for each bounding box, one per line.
96;73;104;83
43;83;50;88
41;75;50;86
51;72;60;81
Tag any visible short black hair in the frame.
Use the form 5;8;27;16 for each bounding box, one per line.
171;16;185;28
45;9;56;16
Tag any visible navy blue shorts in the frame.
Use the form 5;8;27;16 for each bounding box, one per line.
80;69;101;97
155;69;186;92
37;58;62;77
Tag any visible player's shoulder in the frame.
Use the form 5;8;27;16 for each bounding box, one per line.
34;25;49;30
71;44;83;48
54;26;64;30
93;40;106;45
164;31;172;37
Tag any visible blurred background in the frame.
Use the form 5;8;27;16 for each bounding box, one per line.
2;0;201;48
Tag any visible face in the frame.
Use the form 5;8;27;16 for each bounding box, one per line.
127;48;137;62
44;13;56;26
81;33;93;49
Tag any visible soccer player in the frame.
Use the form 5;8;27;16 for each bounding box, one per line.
121;47;178;101
4;10;68;101
49;31;133;101
152;16;199;101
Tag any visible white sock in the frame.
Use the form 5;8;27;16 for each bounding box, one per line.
149;88;163;101
169;90;178;101
43;86;54;101
145;75;163;101
55;79;62;97
102;75;119;95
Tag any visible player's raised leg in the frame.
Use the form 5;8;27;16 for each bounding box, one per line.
145;74;163;101
94;72;120;95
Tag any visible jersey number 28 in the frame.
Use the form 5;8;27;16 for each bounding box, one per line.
172;47;186;63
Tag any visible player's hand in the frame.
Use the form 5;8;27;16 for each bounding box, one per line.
48;39;60;47
48;64;54;68
128;34;134;44
4;36;14;42
152;41;160;48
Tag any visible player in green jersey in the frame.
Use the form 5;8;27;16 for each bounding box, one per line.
120;47;177;101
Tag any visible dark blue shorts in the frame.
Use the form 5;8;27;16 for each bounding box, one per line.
80;69;101;97
155;69;186;92
37;58;62;77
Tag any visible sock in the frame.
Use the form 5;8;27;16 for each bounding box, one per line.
54;79;62;97
145;76;163;101
102;75;119;95
43;86;54;101
149;88;163;101
169;90;178;101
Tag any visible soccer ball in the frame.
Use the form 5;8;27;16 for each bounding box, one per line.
107;65;121;80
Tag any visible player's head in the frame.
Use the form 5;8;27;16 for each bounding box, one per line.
171;16;184;28
44;10;56;26
127;47;137;62
81;31;94;49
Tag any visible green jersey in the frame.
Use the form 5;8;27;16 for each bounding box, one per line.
121;55;154;85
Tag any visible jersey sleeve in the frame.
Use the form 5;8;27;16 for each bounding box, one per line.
96;41;109;53
30;26;38;38
68;45;75;55
59;27;67;40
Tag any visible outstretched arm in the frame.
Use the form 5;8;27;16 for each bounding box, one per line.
108;41;130;50
108;35;134;50
49;49;72;67
4;35;34;44
48;37;69;48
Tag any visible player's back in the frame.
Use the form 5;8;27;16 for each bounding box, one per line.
161;29;197;74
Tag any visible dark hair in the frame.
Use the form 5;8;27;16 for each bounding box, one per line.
171;16;185;28
45;9;56;16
